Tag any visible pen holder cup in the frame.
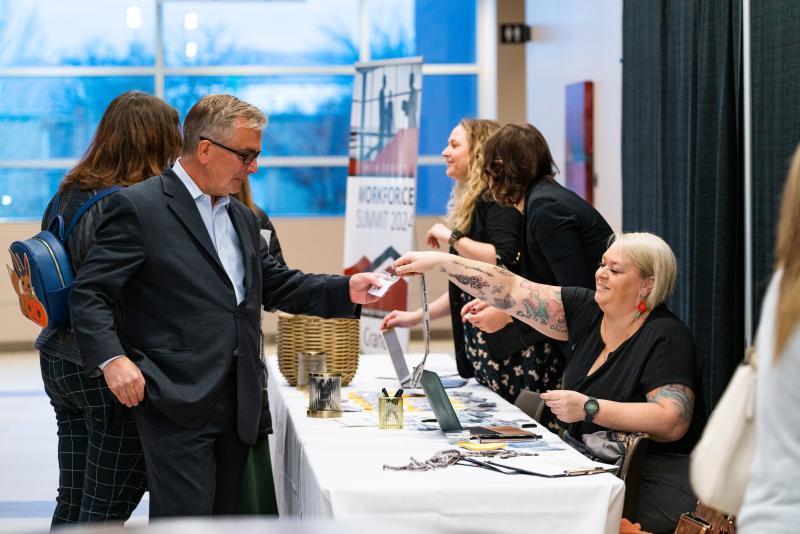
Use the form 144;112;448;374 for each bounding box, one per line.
296;351;327;391
378;396;404;429
308;372;342;418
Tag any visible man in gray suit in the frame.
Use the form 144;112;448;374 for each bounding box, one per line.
70;94;381;517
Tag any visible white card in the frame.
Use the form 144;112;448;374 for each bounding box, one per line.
367;270;401;297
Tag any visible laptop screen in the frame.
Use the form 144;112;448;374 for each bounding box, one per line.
420;369;463;432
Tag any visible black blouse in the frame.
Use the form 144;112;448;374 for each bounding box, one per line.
513;180;613;347
521;180;612;288
450;197;523;377
560;287;706;455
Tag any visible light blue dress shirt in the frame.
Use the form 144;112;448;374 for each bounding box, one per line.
173;160;246;305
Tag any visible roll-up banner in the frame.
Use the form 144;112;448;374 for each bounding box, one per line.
343;57;423;354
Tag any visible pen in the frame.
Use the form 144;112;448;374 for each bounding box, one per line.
564;467;615;476
394;388;403;397
381;388;390;398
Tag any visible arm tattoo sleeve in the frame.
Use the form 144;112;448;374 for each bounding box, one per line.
647;384;694;422
493;292;516;310
514;283;566;333
492;265;514;277
453;260;496;278
449;273;490;292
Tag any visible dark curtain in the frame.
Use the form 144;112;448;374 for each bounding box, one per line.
751;1;800;327
622;0;744;412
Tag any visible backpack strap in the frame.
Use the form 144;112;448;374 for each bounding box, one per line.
43;191;66;238
62;186;124;243
48;192;62;223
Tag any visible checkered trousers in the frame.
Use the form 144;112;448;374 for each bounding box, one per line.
39;351;147;526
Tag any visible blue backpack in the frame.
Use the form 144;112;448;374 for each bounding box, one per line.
7;187;122;329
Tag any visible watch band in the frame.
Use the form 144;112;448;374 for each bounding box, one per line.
449;230;465;247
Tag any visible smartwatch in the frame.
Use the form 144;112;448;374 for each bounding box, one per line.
583;396;599;423
449;230;465;247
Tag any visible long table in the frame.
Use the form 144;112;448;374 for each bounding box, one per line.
266;353;624;534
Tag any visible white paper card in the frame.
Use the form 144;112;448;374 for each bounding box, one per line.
367;270;401;298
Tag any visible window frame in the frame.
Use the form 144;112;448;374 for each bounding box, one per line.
0;0;497;220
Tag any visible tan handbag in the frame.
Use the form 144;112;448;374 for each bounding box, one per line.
675;502;735;534
689;346;757;516
675;512;711;534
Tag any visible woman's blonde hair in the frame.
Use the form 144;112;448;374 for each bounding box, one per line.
774;144;800;358
611;232;678;309
444;118;501;232
233;176;256;211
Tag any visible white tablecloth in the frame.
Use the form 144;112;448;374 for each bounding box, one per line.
267;353;624;534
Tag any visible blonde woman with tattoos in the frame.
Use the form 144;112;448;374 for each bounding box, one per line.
394;232;704;533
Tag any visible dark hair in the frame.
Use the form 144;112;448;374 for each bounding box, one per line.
60;91;181;192
482;123;558;206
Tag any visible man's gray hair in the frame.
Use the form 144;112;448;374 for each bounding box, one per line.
182;94;267;155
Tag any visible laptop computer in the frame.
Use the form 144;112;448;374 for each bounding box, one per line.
382;328;466;389
420;369;538;440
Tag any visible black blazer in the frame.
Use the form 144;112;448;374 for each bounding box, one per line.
449;197;523;377
69;170;356;444
253;204;286;267
514;180;613;347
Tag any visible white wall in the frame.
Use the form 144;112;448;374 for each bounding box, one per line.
525;0;623;231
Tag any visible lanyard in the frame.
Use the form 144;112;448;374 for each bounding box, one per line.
459;457;617;478
409;273;430;387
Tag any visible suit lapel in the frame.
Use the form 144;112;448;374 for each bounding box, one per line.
227;201;256;292
161;170;227;274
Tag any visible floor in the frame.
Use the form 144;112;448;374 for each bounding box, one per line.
0;339;453;532
0;350;149;533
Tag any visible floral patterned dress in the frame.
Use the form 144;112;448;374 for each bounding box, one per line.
457;290;564;404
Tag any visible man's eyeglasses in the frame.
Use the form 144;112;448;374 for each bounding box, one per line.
200;136;260;165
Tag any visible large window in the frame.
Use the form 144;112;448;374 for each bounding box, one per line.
0;0;490;220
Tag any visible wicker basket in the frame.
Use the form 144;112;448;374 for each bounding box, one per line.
276;313;360;386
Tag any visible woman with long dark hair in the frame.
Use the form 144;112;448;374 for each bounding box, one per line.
35;91;181;525
463;123;613;399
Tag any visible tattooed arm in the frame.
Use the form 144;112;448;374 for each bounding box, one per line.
541;384;694;442
540;384;694;442
644;384;695;440
393;251;569;341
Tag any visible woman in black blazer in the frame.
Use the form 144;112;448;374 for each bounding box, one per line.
463;123;613;403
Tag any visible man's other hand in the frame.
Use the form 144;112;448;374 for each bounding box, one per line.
103;356;145;408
